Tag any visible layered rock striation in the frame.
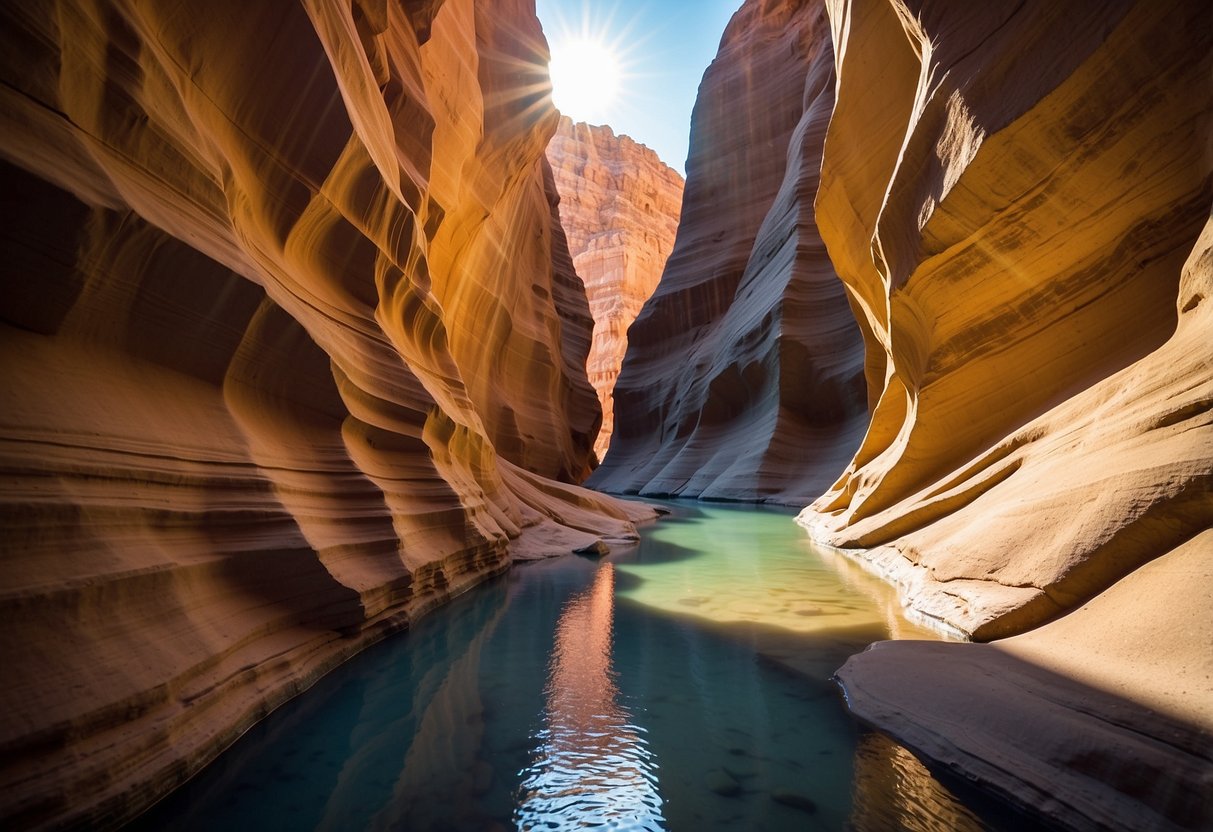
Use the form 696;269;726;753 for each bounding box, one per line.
799;0;1212;640
0;1;652;828
589;0;1209;825
835;190;1213;830
545;117;684;461
587;0;869;503
801;0;1212;827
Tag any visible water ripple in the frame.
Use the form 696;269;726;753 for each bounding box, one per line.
513;564;668;831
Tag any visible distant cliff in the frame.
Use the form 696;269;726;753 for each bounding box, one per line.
545;117;684;461
587;0;869;503
0;1;651;827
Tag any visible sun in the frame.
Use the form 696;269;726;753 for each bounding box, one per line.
538;0;640;127
548;38;621;123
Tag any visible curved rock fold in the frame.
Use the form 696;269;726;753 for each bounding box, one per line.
0;1;650;827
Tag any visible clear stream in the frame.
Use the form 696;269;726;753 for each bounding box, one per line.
132;501;1029;831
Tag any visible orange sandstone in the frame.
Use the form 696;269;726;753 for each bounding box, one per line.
799;0;1212;640
0;1;652;827
803;0;1212;826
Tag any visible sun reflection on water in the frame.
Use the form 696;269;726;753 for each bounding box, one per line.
514;563;667;830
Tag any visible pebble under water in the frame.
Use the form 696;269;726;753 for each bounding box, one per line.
131;501;1031;831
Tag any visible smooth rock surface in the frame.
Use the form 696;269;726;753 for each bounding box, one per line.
0;1;652;828
837;530;1213;831
798;0;1212;639
587;0;869;504
807;0;1213;828
545;116;684;460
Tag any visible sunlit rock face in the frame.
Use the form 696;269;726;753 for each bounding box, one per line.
838;529;1213;831
798;0;1212;641
0;0;653;827
586;0;869;503
545;116;685;461
806;0;1213;826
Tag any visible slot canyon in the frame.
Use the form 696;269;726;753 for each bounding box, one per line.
0;0;1209;830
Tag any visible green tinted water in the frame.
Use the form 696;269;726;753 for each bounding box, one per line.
131;501;1026;830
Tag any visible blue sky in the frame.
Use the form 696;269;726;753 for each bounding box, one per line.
535;0;743;175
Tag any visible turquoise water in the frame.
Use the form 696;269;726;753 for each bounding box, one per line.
132;502;1025;831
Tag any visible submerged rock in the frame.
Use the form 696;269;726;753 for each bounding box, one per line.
706;769;743;797
572;539;611;557
771;790;818;814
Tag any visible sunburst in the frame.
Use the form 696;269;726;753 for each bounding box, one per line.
537;1;644;126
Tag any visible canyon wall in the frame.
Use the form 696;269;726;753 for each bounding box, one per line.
799;0;1211;640
586;0;870;503
0;0;652;828
807;0;1212;827
545;117;684;460
587;0;1209;825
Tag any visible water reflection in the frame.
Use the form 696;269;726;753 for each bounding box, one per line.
850;732;1005;832
129;502;1025;832
514;563;667;830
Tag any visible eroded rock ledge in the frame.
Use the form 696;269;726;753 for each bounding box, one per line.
545;116;684;461
0;1;651;827
837;530;1213;831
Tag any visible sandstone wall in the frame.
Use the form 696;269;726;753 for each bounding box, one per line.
584;0;1210;822
799;0;1212;641
0;1;652;827
806;0;1213;826
545;117;684;461
587;0;869;503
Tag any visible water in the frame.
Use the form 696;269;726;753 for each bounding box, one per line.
132;501;1028;831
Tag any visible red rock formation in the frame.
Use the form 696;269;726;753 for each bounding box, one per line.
0;0;652;827
587;0;869;503
545;117;684;461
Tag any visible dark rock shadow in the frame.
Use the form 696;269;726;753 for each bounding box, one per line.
837;640;1213;831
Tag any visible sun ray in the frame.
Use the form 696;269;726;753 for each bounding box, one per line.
536;1;647;127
